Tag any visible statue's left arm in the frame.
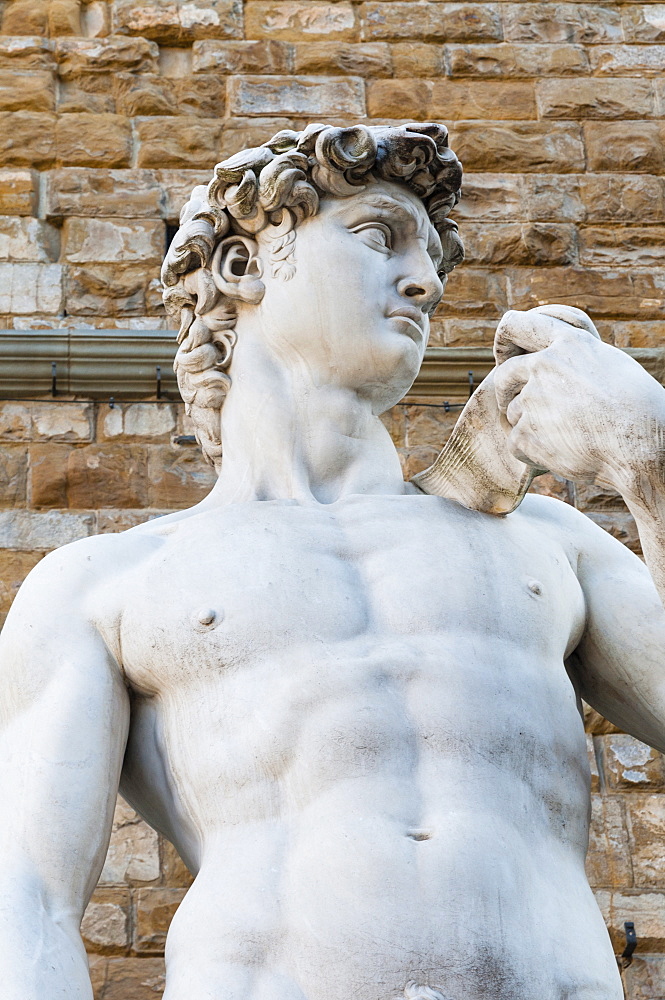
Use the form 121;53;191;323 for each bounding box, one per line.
494;306;665;747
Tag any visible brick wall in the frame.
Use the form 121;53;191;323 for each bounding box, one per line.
1;0;665;996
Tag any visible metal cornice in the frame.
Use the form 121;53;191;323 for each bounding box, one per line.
0;331;663;401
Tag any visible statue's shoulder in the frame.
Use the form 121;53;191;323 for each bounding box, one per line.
512;491;605;548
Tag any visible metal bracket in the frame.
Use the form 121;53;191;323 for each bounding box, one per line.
467;370;474;398
621;921;637;968
51;361;57;397
155;365;162;400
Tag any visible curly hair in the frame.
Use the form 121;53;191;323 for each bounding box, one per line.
161;121;464;469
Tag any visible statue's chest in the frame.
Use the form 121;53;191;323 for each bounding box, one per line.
117;497;582;693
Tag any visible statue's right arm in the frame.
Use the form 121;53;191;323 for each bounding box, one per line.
0;542;130;999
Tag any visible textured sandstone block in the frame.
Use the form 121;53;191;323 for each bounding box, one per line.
82;893;131;955
502;4;622;45
0;111;55;167
0;550;43;619
44;168;162;218
461;222;576;266
80;0;110;37
622;5;665;43
590;44;665;76
0;510;94;549
245;2;358;42
158;46;193;78
455;174;525;221
159;838;194;888
587;734;600;792
0;446;27;507
391;42;443;77
398;445;439;481
134;888;187;954
293;41;391;76
449;122;584;173
439;266;508;317
67;444;150;508
155;167;213;219
580;227;665;268
404;405;458;449
62;218;165;264
55;37;159;78
431;80;536;119
32;401;93;441
228;75;365;117
0;217;59;262
610;892;665;952
112;0;243;42
537;78;656;119
147;446;217;506
95;510;173;533
623;955;665;999
362;2;501;42
0;36;54;70
0;69;55;112
88;956;166;999
215;117;298;160
600;736;665;792
56;113;131;167
1;0;48;35
585;123;665;174
367;79;432;119
614;321;665;350
585;794;633;889
58;74;116;115
192;39;292;74
66;263;159;314
505;266;630;316
0;262;62;313
29;444;70;508
0;401;31;440
575;481;627;510
115;73;226;117
523;174;665;224
100;403;176;439
432;317;498;347
627;796;665;888
445;42;589;77
584;703;622;735
48;0;82;35
100;798;161;886
135;116;223;168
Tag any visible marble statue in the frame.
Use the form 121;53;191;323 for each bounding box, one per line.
2;122;665;1000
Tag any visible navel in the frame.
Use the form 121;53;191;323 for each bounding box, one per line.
406;829;433;842
526;579;543;597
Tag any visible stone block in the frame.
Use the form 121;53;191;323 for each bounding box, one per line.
57;74;116;115
192;39;291;75
0;401;31;440
32;401;93;440
442;265;508;317
55;37;159;78
135;116;223;168
100;402;176;439
391;42;443;77
0;262;62;314
431;79;537;119
134;888;187;954
1;0;47;35
65;263;159;315
154;168;212;220
120;73;226;118
546;174;665;225
88;956;166;999
0;510;94;550
585;123;665;174
80;0;110;37
100;798;161;886
584;702;622;736
147;446;217;506
66;444;150;508
455;173;525;222
293;41;391;76
574;481;626;511
505;266;634;317
0;445;27;507
445;42;589;77
587;734;600;793
362;2;501;42
0;168;37;214
214;116;298;160
367;79;432;119
44;168;162;219
461;222;576;266
48;0;82;35
537;78;656;119
0;69;55;111
82;890;131;955
404;404;458;448
398;445;440;481
29;443;70;508
623;954;665;999
449;122;584;174
0;36;53;70
228;75;365;117
245;1;358;41
159;837;194;888
590;44;665;76
503;3;622;44
0;216;58;262
0;111;55;167
432;317;498;347
610;892;665;953
580;227;665;268
61;218;165;264
586;793;633;889
614;322;665;350
627;796;665;888
622;6;665;43
0;549;43;616
112;0;243;42
600;735;665;793
56;113;131;168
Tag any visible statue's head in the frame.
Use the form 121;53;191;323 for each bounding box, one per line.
162;121;464;469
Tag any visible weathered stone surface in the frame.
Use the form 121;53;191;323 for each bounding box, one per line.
391;42;443;77
431;317;498;347
66;263;160;314
57;73;116;114
442;265;508;317
1;0;48;35
29;443;69;507
100;798;161;886
587;734;600;793
246;1;358;41
503;4;622;45
445;42;590;77
367;79;537;120
112;0;243;43
523;174;665;224
363;2;501;42
450;122;584;173
62;218;164;264
117;73;226;117
0;37;53;71
0;401;31;440
49;0;82;36
610;892;665;952
0;168;37;215
462;222;576;266
590;44;665;76
0;549;42;622
585;123;665;174
584;702;622;736
0;216;58;261
67;444;150;508
55;37;160;78
32;401;93;440
601;736;665;793
623;954;665;999
0;445;27;507
147;446;216;506
44;168;163;218
192;39;291;74
96;509;168;532
0;69;55;112
56;113;131;168
100;402;176;439
454;173;524;222
215;116;297;159
81;1;110;38
537;78;656;120
0;509;94;549
586;794;633;889
159;838;195;888
228;75;365;117
154;167;211;219
88;956;166;999
0;262;62;313
622;6;665;43
135;116;223;168
627;796;665;888
614;322;665;350
293;41;390;77
0;111;55;167
82;893;130;955
506;266;664;320
580;227;665;269
134;888;187;954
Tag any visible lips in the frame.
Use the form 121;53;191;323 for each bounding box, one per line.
387;307;426;340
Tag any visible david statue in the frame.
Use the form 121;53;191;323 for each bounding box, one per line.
3;122;665;1000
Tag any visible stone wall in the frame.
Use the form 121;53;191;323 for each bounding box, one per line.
1;0;665;996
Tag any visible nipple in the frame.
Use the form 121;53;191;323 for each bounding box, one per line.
192;606;221;629
527;579;543;596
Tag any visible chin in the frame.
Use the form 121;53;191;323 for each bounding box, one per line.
357;335;424;412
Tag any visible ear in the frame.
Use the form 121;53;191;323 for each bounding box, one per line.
211;235;265;304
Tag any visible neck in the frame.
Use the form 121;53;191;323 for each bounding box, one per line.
210;332;408;504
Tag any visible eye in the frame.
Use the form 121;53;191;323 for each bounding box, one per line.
350;223;392;254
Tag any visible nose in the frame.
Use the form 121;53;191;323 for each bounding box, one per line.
397;266;443;313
